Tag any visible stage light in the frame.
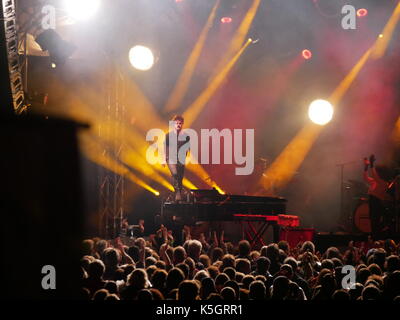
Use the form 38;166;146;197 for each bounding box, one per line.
357;8;368;17
379;34;384;38
221;17;233;24
302;49;312;60
64;0;100;21
308;99;334;125
129;45;155;71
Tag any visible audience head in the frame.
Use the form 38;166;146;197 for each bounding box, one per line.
220;286;236;300
221;254;236;271
166;267;185;292
301;241;315;255
187;240;202;261
178;280;200;300
235;258;251;274
332;289;350;301
249;280;267;300
88;259;105;279
127;268;149;289
200;277;216;299
173;246;186;265
238;240;251;257
272;276;290;299
211;247;224;263
215;273;229;292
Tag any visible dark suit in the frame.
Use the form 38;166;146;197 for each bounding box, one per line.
164;131;190;194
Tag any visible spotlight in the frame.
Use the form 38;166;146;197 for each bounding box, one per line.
357;8;368;17
35;29;76;65
302;49;312;60
129;45;155;71
379;34;384;38
308;99;334;125
221;17;233;24
64;0;101;21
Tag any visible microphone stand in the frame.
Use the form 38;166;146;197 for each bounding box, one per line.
336;160;359;231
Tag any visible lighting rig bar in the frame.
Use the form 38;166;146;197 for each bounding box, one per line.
1;0;25;115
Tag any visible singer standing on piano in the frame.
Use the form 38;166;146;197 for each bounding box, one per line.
162;115;190;202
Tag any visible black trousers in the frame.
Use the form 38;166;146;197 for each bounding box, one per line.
167;163;185;193
369;195;384;238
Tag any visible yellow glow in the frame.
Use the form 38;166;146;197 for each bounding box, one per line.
186;161;224;192
391;117;400;143
129;45;155;71
120;146;174;191
211;0;261;80
308;100;334;125
259;124;322;192
371;2;400;59
124;76;165;132
164;0;220;112
48;45;212;198
214;185;225;195
183;39;252;127
59;80;173;194
330;48;371;105
182;178;197;190
80;133;159;195
258;45;374;192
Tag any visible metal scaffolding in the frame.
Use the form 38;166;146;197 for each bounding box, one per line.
98;61;126;239
1;0;25;114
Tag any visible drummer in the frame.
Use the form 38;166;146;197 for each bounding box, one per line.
363;155;393;239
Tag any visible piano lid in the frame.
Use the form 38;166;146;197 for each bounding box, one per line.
190;189;287;203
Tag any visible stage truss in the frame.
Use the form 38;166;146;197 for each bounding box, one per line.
98;61;126;239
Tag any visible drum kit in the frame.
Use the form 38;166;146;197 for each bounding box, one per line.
346;174;400;234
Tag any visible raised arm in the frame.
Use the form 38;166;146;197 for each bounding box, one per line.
160;243;172;267
369;154;382;181
115;237;134;265
363;157;374;184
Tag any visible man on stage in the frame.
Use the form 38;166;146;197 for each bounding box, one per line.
162;115;190;202
363;155;393;239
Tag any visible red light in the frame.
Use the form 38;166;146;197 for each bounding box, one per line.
221;17;232;24
302;49;312;60
175;0;184;2
357;8;368;17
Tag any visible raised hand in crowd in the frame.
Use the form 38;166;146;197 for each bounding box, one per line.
114;237;134;265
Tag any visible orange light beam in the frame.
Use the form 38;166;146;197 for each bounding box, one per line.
183;38;252;127
211;0;261;80
259;46;374;192
81;133;160;196
330;48;372;105
370;2;400;59
164;0;220;113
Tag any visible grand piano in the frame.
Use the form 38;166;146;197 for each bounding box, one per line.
161;189;298;246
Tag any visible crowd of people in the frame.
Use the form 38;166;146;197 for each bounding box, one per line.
79;224;400;301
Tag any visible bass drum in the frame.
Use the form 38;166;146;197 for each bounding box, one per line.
353;200;371;233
